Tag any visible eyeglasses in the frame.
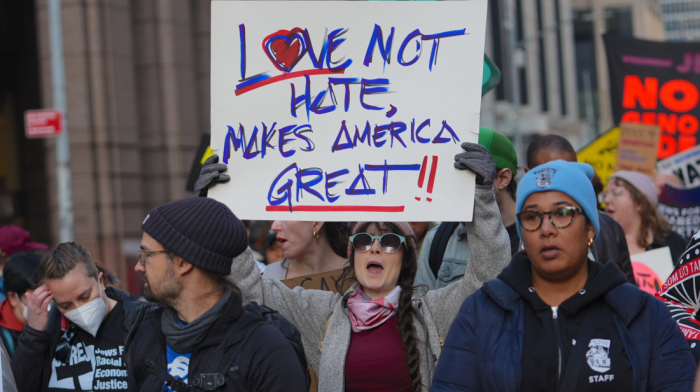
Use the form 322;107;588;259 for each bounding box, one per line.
598;187;624;204
350;233;406;254
517;206;585;232
137;250;171;266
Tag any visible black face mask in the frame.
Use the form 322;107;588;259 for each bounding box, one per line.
54;327;75;365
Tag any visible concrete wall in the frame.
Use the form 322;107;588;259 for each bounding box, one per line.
34;0;212;289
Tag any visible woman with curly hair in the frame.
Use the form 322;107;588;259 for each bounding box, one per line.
604;171;687;265
226;143;511;391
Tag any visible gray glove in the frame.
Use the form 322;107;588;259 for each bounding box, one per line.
194;154;230;197
454;142;497;186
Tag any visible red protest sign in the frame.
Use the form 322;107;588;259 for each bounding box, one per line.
24;109;63;138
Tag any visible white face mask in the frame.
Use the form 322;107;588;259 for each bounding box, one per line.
18;297;28;321
63;294;107;337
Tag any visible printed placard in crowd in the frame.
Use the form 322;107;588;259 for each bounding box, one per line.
209;1;487;221
614;123;661;177
631;247;674;292
604;34;700;160
657;144;700;187
658;183;700;239
658;230;700;351
578;126;620;189
282;268;348;293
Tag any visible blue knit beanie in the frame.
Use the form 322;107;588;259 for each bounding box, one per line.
141;197;248;275
516;160;600;241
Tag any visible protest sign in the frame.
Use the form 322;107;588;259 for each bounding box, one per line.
631;246;674;287
282;268;347;293
604;34;700;160
614;122;661;177
657;144;700;187
658;183;700;239
578;126;619;188
209;1;487;221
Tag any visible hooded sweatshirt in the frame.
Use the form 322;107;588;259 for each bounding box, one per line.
498;253;632;391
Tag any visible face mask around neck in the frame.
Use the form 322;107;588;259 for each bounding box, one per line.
63;293;107;337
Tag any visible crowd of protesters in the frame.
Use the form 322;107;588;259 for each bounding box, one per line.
0;130;698;392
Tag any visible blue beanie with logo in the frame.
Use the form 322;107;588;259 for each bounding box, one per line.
516;160;600;241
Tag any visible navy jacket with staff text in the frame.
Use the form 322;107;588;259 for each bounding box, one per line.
430;254;696;392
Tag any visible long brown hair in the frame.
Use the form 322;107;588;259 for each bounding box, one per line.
336;222;423;392
613;177;669;248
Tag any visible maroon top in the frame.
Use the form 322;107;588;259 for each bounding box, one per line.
344;315;413;392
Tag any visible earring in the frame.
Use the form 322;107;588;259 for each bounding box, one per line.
587;238;594;247
520;243;525;252
313;230;320;239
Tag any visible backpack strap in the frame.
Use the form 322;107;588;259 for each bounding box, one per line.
145;311;265;391
145;359;193;392
428;222;460;279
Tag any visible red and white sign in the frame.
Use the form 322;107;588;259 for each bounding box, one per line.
24;109;63;138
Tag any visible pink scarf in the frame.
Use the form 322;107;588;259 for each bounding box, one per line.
347;285;402;333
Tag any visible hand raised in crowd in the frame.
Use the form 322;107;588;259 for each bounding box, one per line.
454;142;497;186
193;154;230;197
25;284;53;332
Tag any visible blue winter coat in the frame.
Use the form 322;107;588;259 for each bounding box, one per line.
431;279;696;392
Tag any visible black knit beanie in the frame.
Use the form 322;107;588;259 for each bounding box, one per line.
141;197;247;275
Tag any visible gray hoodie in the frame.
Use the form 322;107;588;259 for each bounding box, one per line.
227;185;511;391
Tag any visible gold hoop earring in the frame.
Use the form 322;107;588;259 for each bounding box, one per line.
587;238;594;247
313;230;320;239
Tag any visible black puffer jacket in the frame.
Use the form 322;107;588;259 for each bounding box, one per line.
595;211;636;285
10;287;152;392
127;289;307;392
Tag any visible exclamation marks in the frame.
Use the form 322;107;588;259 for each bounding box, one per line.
415;155;438;202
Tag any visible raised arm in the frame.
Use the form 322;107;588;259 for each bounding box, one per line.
227;247;339;360
423;143;511;337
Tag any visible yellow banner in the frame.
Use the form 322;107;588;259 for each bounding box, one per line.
577;127;620;189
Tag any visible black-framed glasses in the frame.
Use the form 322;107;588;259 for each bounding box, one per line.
350;233;406;254
137;250;171;266
517;206;585;232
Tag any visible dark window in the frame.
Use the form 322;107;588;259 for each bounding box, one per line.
574;10;598;127
536;0;548;111
519;66;529;105
554;0;567;115
490;0;506;100
606;7;634;37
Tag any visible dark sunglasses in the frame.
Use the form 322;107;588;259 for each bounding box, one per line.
350;233;406;254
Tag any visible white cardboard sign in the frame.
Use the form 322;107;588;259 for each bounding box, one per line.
210;1;487;221
631;246;675;283
657;145;700;187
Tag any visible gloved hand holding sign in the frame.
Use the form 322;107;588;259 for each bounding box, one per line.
194;155;230;197
454;142;497;186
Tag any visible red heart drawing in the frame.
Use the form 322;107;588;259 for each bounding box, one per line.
263;28;308;73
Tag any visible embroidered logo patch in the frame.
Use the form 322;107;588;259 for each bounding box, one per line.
534;168;556;188
586;339;611;373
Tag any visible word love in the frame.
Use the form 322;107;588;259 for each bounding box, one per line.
236;24;467;96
